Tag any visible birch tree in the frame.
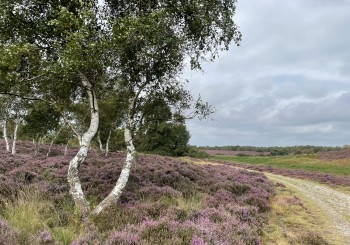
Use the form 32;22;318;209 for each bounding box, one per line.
0;0;109;220
97;93;126;156
0;96;27;155
0;95;12;152
1;0;241;221
22;101;60;155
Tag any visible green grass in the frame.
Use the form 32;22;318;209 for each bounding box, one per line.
210;155;350;176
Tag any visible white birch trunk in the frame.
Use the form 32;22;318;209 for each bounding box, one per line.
67;75;99;219
64;143;68;156
105;129;112;157
47;126;63;157
2;122;10;152
11;116;20;156
78;136;83;146
92;101;136;215
47;139;55;156
34;138;40;156
97;131;103;152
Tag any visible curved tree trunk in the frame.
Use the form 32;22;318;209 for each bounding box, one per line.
97;131;104;152
67;75;99;221
47;126;63;157
92;101;136;215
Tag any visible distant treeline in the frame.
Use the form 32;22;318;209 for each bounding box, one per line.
196;145;343;156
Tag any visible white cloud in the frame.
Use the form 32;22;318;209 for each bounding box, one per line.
183;0;350;146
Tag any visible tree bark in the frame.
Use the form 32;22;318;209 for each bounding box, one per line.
11;116;20;156
92;100;136;215
64;143;68;156
97;131;104;152
105;129;112;157
47;126;63;157
67;75;99;221
34;137;40;156
2;121;10;152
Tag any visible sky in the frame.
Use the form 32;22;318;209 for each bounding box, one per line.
183;0;350;147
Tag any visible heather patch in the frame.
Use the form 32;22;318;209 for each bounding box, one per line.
209;158;350;187
0;141;274;244
0;219;20;245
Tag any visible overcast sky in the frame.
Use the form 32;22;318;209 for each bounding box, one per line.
183;0;350;147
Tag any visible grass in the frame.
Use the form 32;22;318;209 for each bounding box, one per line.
262;184;338;245
211;155;350;176
1;188;80;244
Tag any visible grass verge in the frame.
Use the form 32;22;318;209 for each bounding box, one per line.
262;184;333;245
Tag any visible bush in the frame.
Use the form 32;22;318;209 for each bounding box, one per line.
136;122;190;157
186;148;209;158
0;219;20;245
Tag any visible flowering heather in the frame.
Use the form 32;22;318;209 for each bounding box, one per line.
209;159;350;187
0;140;275;244
32;229;56;245
191;236;209;245
0;219;20;245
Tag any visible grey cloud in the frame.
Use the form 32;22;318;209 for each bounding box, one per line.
274;91;350;126
184;0;350;146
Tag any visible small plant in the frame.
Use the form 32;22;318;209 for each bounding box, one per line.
32;229;56;245
41;169;52;181
0;219;20;245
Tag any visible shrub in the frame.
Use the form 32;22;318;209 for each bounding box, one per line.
0;219;20;245
186;148;209;158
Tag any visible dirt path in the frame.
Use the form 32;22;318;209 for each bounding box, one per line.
265;173;350;244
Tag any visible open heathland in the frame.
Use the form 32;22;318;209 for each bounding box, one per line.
0;141;274;244
211;153;350;175
204;150;270;156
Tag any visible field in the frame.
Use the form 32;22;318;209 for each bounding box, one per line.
2;141;350;244
205;151;350;192
191;149;350;244
210;155;350;176
0;141;274;245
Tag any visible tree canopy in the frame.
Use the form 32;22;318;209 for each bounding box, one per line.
0;0;241;219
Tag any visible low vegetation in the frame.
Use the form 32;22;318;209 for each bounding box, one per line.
211;155;350;176
262;184;330;245
200;145;342;156
207;157;350;190
0;142;274;244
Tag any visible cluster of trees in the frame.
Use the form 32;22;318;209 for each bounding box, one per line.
0;96;191;157
0;0;241;223
199;145;343;156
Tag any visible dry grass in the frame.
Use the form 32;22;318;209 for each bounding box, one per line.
262;185;332;245
1;188;79;244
